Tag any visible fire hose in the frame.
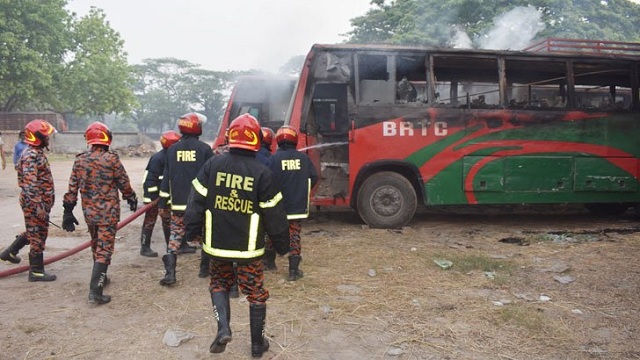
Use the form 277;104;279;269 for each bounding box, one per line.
0;202;153;278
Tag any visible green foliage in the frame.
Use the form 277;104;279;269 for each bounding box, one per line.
0;0;71;111
345;0;640;46
0;1;137;117
61;7;137;116
131;58;240;138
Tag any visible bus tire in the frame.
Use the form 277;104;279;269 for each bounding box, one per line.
357;172;417;229
584;203;630;216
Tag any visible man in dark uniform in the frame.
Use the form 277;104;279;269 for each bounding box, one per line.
268;126;318;281
185;114;290;358
158;112;213;286
256;127;278;271
1;120;57;282
139;130;181;257
62;122;138;304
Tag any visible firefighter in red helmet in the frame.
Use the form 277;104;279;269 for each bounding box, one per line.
184;113;290;357
158;112;213;286
1;120;57;282
138;130;181;257
62;122;138;305
268;125;318;281
256;127;274;166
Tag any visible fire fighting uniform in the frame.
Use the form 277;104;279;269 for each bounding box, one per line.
140;148;171;255
8;147;55;279
256;143;271;166
63;146;137;265
184;148;290;301
159;135;213;253
185;147;290;356
268;143;318;280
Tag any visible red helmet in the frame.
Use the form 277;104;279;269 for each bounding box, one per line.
24;119;56;147
261;127;274;147
85;122;112;146
178;112;206;135
227;114;261;151
160;130;181;149
276;125;298;146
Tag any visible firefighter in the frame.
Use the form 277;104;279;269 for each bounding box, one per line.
13;130;28;168
139;130;181;257
158;112;213;286
61;122;138;305
0;120;57;281
256;127;278;270
256;127;274;166
268;125;318;281
184;114;290;357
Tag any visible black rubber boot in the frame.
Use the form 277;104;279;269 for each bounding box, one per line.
209;291;232;353
250;303;269;358
177;240;196;254
288;255;303;281
229;262;239;298
88;262;111;305
262;249;277;271
28;252;56;282
163;226;171;251
0;234;29;264
199;249;210;278
140;229;158;257
159;253;177;286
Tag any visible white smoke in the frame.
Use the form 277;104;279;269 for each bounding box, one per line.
477;6;545;50
451;28;473;49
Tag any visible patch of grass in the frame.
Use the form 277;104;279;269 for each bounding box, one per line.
433;252;514;274
16;324;44;334
497;305;546;332
494;303;570;341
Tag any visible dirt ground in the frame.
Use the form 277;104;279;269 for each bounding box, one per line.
1;155;639;360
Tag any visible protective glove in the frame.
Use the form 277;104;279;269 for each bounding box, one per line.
158;197;168;209
62;211;79;232
270;231;291;256
127;196;138;212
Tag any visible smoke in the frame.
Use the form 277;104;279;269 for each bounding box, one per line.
477;6;545;50
451;28;473;49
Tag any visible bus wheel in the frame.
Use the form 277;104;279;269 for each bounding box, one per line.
584;203;630;216
357;172;417;229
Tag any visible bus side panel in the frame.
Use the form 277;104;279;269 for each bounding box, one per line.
417;109;639;205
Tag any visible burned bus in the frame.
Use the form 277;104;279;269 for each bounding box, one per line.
283;40;640;228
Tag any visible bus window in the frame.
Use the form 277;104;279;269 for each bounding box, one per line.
358;54;394;104
573;61;633;111
396;55;427;104
432;55;500;108
309;84;349;137
506;58;567;109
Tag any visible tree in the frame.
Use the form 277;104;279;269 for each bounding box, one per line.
60;7;137;116
345;0;640;48
0;0;71;111
131;58;239;138
0;1;136;117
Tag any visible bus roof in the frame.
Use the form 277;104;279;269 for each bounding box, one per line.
309;39;640;61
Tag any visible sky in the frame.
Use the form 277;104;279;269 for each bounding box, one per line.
65;0;373;73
